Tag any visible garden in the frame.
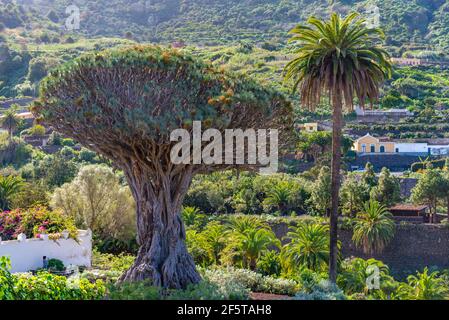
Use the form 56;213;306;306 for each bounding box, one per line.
1;10;449;301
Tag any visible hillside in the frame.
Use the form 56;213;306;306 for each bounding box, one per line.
3;0;449;122
2;0;449;51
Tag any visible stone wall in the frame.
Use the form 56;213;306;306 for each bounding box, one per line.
270;221;449;277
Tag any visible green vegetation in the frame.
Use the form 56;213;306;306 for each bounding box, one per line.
352;200;396;254
1;2;449;300
283;12;391;283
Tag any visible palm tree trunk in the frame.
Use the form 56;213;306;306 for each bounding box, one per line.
447;196;449;221
329;93;343;283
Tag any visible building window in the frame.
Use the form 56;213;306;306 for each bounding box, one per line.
362;144;366;153
370;144;375;153
380;145;385;153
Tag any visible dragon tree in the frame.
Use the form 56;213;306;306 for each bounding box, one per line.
32;46;293;289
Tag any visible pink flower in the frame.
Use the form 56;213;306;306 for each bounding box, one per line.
38;226;46;232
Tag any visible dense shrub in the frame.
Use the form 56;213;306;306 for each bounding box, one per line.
203;267;298;296
0;257;106;300
29;125;46;136
411;158;447;172
294;280;347;300
51;165;136;253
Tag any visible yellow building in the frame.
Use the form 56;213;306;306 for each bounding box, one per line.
299;122;319;132
353;133;395;153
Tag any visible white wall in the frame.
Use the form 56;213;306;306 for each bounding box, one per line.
0;230;91;273
394;143;428;153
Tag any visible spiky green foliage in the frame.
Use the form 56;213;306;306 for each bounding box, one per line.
397;268;449;300
284;12;392;110
281;223;333;272
33;45;292;171
0;175;24;210
0;105;20;142
352;200;395;254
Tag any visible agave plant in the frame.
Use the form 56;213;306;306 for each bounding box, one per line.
281;223;334;272
397;268;449;300
352;200;395;255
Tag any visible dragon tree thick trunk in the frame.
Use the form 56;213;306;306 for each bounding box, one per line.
119;168;201;289
329;93;343;284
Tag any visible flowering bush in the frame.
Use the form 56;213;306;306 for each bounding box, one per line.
0;207;77;241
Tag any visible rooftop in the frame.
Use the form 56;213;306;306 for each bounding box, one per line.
389;204;429;212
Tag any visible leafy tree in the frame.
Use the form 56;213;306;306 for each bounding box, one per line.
32;153;78;189
0;175;24;210
362;162;377;188
296;131;353;163
33;46;293;288
340;173;370;217
309;166;331;216
10;181;49;209
284;12;391;282
370;167;401;207
411;169;445;223
51;165;135;245
352;200;395;255
281;223;332;273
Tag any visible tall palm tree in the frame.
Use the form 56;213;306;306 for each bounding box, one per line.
0;105;20;143
352;200;395;255
284;12;391;282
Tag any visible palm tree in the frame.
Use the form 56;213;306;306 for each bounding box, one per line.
0;105;20;143
352;200;395;255
200;222;227;265
0;175;24;210
397;268;449;300
263;181;293;215
226;215;264;234
284;12;391;282
236;227;280;269
281;223;332;272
